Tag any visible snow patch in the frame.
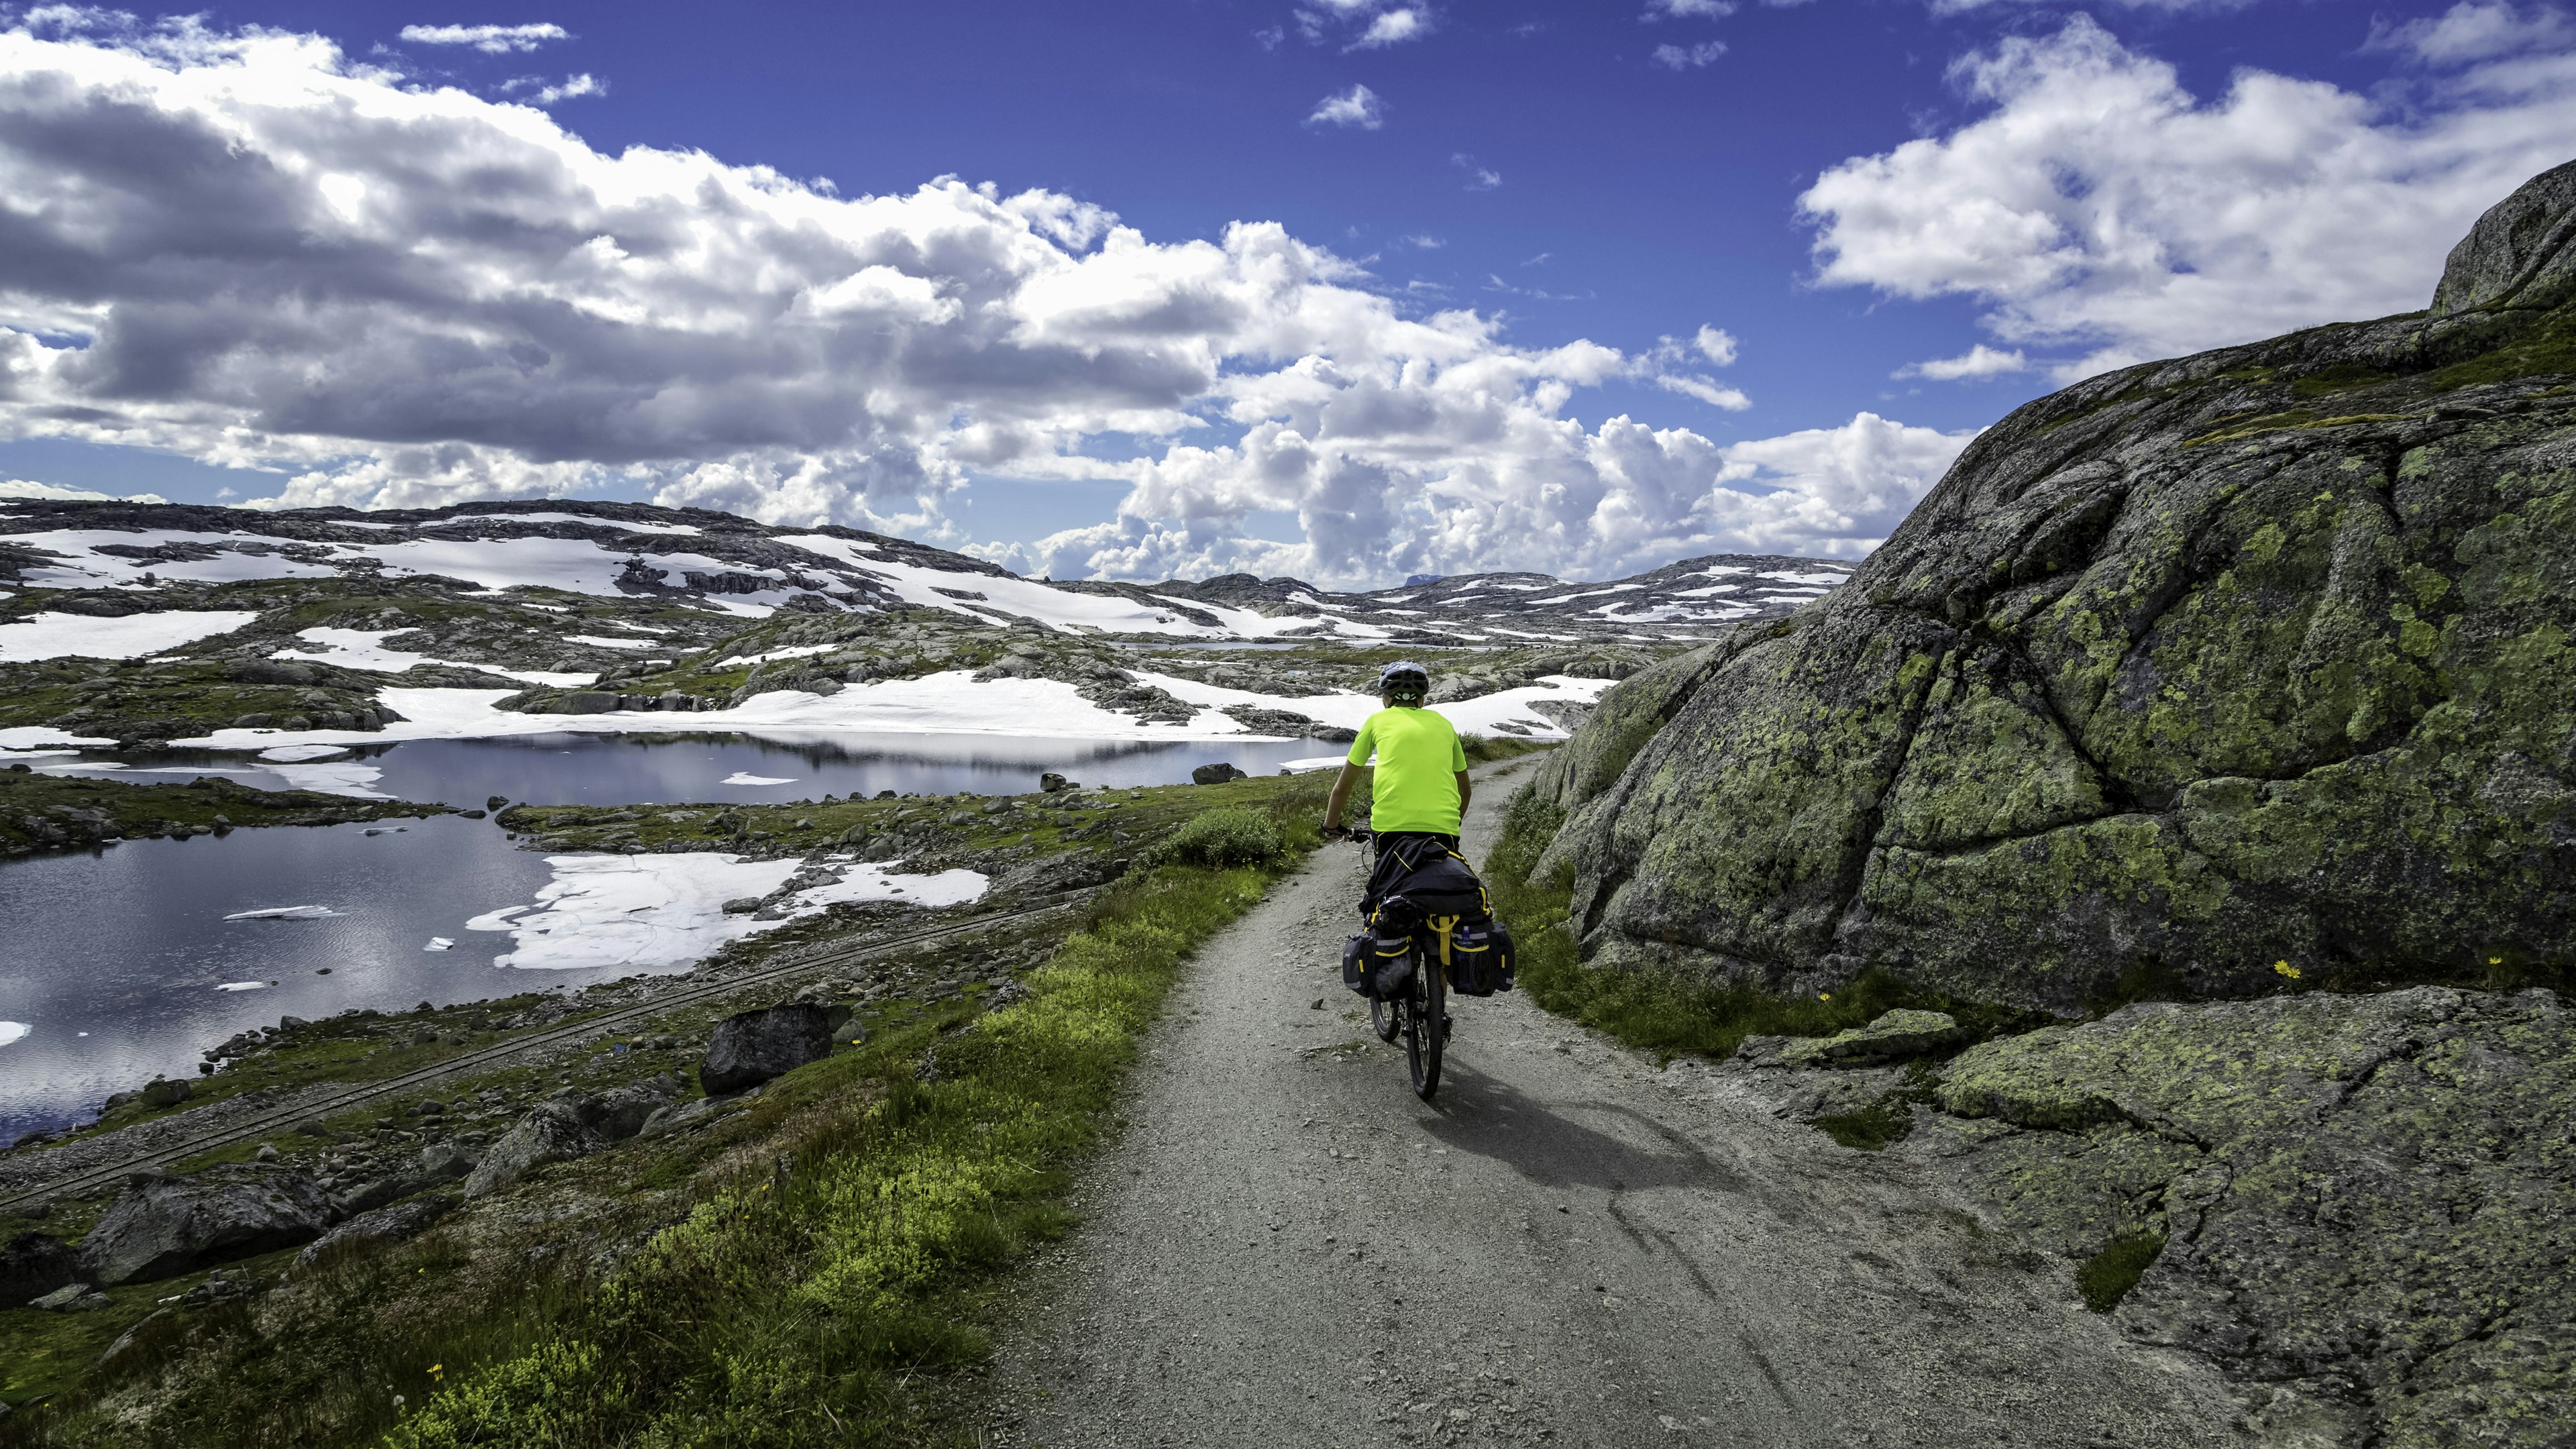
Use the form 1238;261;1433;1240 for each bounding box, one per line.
721;771;797;786
0;609;261;662
267;762;389;798
258;744;349;762
471;852;985;972
213;981;268;991
566;634;657;649
0;1022;28;1046
425;937;454;951
223;905;344;920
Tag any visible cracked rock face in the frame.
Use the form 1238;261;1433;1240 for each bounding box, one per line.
1917;985;2575;1448
1542;161;2576;1010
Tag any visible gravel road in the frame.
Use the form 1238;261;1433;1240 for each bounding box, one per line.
987;757;2249;1448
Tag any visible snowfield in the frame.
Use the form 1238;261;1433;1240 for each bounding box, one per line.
165;668;1613;759
0;609;262;662
468;852;987;972
274;627;596;686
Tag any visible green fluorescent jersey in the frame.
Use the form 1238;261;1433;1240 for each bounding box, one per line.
1346;706;1468;835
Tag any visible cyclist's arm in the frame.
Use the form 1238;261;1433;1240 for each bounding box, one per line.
1324;761;1363;828
1456;769;1472;817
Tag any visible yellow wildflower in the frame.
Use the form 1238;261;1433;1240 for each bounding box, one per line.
2273;961;2301;980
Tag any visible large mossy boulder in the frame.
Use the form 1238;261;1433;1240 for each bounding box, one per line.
1544;161;2576;1012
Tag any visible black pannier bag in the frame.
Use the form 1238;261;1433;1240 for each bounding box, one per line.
1446;918;1515;996
1346;931;1412;998
1373;945;1415;1000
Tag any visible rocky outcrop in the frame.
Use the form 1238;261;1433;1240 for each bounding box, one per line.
1921;987;2574;1447
1709;987;2575;1446
699;1004;846;1095
296;1195;456;1269
462;1079;679;1199
1542;162;2576;1011
78;1167;333;1285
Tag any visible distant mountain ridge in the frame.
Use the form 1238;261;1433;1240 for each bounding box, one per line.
1;496;1851;642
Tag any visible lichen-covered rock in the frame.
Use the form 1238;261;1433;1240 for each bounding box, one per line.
78;1166;333;1285
1548;162;2576;1010
1771;1008;1970;1068
1917;986;2575;1447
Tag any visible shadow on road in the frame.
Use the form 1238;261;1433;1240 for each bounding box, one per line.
1413;1058;1752;1196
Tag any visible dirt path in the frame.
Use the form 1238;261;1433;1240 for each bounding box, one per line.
987;757;2248;1449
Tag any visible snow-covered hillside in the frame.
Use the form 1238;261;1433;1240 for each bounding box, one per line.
0;498;1847;753
1;499;1846;641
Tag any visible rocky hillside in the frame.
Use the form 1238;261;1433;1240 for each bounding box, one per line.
1532;160;2576;1012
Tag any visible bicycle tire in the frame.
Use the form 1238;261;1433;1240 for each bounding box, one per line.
1406;941;1444;1099
1371;988;1400;1043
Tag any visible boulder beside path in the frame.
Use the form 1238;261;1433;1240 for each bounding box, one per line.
698;1002;847;1095
78;1167;333;1285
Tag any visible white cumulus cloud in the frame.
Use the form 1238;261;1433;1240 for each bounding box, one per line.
1896;343;2027;380
0;478;170;504
2370;0;2574;64
1693;325;1739;365
0;19;1949;586
398;22;568;54
1351;7;1428;48
1307;83;1385;128
1645;0;1736;16
1653;41;1727;68
1799;15;2576;379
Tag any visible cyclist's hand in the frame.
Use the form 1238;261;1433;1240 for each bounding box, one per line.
1322;824;1352;842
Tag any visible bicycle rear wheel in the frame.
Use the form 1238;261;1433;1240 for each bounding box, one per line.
1405;944;1444;1099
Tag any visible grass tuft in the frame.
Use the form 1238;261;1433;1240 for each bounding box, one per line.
1168;806;1285;867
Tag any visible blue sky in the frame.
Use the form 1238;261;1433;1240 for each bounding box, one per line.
1;0;2569;582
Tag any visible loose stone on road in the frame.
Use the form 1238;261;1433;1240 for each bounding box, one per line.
989;758;2247;1448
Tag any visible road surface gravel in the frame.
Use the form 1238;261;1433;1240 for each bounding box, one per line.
987;757;2248;1448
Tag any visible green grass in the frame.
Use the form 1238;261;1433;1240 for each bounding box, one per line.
2076;1232;2167;1313
1485;786;2037;1063
392;796;1324;1446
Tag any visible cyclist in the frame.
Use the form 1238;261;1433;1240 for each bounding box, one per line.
1322;658;1470;882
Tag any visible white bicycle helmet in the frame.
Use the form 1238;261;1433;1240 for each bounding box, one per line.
1377;660;1430;703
